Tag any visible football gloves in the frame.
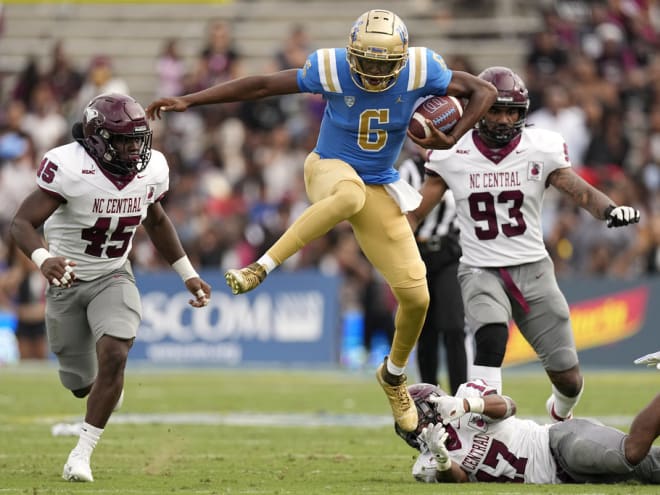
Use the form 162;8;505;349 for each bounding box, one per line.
605;205;640;228
429;395;485;423
634;351;660;370
419;424;452;471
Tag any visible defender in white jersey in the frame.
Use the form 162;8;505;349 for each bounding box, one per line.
10;94;211;482
395;381;660;484
147;9;497;432
408;67;640;421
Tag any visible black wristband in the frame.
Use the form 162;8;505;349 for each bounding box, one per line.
604;204;616;220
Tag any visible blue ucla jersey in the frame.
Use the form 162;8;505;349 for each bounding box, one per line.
297;47;452;184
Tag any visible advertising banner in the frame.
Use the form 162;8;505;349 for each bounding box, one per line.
132;270;341;366
26;269;653;368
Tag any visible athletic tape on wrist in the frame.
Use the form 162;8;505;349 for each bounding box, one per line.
172;256;199;281
501;395;515;419
466;397;485;414
31;248;52;269
435;456;452;472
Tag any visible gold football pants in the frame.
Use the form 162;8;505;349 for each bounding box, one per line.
267;152;429;367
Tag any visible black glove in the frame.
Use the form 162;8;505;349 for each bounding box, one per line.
605;205;640;228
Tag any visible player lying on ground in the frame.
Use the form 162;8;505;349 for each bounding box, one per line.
395;380;660;484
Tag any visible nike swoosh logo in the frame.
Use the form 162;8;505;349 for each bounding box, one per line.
535;273;543;279
516;149;527;154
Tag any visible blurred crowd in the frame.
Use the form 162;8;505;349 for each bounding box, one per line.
526;0;660;278
0;1;659;358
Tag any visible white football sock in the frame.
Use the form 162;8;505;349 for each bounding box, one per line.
386;358;405;376
551;381;584;418
75;422;103;454
256;254;277;274
469;365;502;394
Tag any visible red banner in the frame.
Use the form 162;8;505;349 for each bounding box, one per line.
504;286;649;366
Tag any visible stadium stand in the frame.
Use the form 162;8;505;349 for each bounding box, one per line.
0;0;541;105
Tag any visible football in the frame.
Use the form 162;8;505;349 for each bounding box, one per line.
409;95;463;139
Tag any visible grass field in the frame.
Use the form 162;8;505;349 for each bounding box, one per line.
0;363;658;494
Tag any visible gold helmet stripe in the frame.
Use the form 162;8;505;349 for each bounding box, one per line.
318;49;342;93
407;47;427;91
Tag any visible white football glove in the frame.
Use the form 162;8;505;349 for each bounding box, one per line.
634;351;660;370
606;205;640;228
429;395;485;424
419;424;452;471
429;396;466;423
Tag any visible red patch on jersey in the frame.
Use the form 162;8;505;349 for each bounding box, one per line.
527;161;543;181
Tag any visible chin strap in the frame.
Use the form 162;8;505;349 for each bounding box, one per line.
71;122;85;145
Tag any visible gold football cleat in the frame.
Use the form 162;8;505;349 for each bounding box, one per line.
376;358;418;432
224;262;267;295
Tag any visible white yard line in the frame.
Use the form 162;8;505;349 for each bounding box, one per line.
40;412;636;436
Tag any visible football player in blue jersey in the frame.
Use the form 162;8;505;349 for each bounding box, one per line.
147;9;497;432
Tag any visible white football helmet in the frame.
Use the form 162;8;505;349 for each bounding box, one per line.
346;10;409;92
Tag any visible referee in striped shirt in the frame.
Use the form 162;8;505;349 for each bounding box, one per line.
399;148;468;394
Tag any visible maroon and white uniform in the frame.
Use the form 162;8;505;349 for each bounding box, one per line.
423;128;579;375
411;379;660;484
412;379;560;484
425;128;570;268
37;142;169;281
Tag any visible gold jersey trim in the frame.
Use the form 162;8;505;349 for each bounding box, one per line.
406;47;428;91
318;49;342;93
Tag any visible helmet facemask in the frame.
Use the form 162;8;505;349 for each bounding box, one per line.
347;10;409;92
98;127;152;176
478;103;528;146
